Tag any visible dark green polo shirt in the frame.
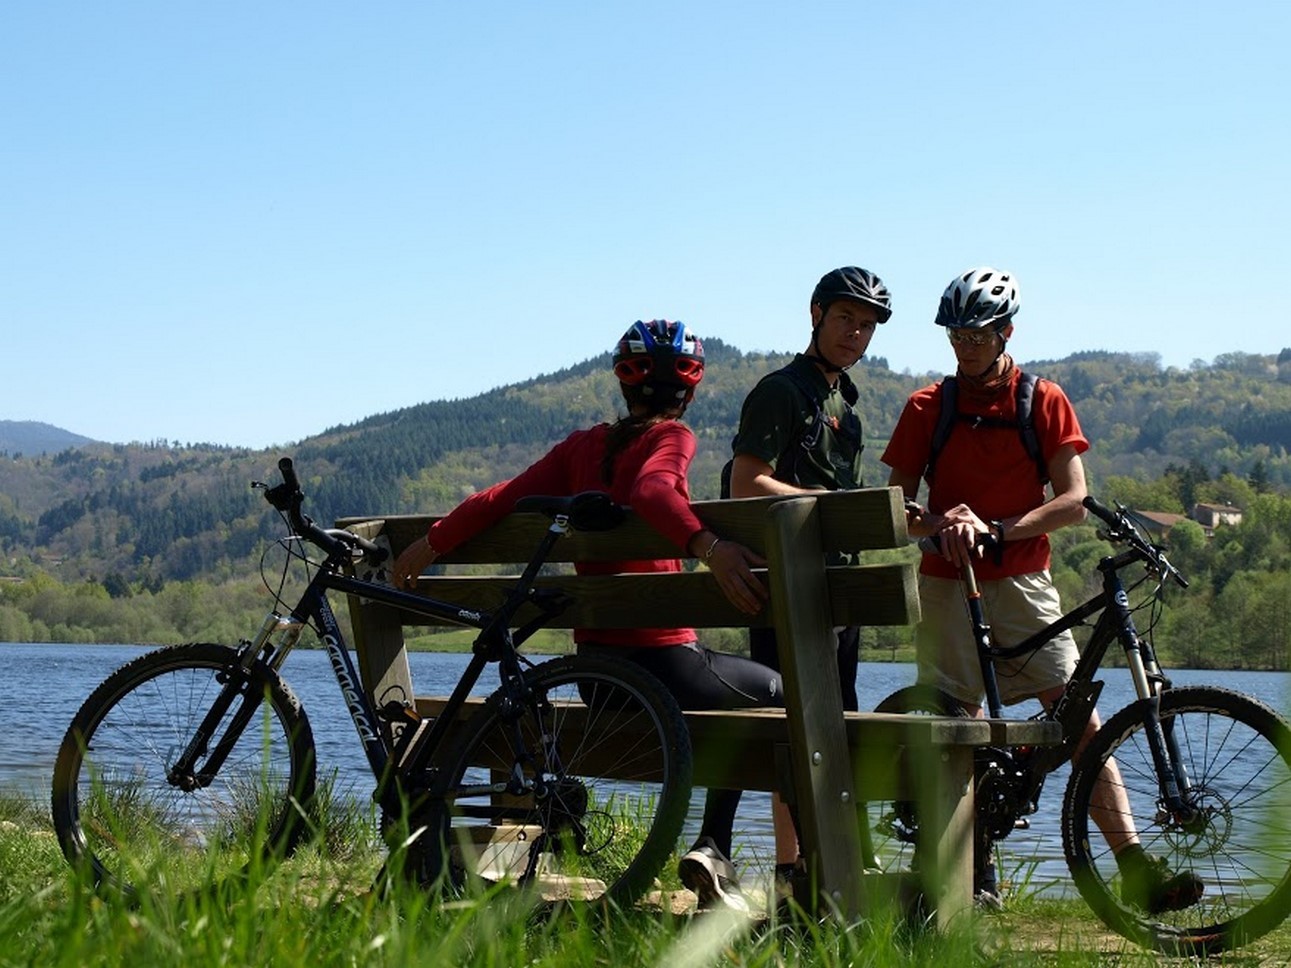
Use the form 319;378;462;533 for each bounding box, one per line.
731;354;864;491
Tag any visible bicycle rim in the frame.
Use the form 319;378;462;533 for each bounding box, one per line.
418;654;692;909
51;643;317;901
1062;686;1291;955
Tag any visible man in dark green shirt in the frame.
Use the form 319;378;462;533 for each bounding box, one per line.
729;265;890;706
680;266;891;910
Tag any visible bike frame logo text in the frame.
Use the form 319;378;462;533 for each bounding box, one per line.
323;633;378;745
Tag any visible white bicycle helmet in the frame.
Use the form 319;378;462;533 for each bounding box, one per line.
935;267;1020;331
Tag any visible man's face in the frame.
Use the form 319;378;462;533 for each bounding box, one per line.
947;323;1012;373
811;299;879;368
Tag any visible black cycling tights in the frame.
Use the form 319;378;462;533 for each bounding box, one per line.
576;641;783;710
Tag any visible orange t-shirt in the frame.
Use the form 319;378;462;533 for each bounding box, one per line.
881;370;1089;581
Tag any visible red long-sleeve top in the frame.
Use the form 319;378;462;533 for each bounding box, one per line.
426;420;706;647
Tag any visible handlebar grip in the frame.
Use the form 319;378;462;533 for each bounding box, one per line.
917;535;942;554
1083;495;1119;528
279;457;300;493
916;531;998;555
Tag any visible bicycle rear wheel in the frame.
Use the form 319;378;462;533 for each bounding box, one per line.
1063;686;1291;955
416;653;692;909
51;643;317;901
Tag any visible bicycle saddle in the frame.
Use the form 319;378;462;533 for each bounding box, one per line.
514;491;626;532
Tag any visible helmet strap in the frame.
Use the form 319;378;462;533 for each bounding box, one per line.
807;326;851;374
958;352;1015;393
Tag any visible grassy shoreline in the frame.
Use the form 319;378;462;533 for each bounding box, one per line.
5;792;1289;967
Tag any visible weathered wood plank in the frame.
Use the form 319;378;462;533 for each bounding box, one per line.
336;486;909;563
390;563;917;630
340;519;415;726
764;496;866;915
413;697;1062;793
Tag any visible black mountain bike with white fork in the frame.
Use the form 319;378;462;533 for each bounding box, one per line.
51;457;692;908
865;496;1291;956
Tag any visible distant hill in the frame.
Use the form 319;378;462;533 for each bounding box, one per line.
0;421;95;457
2;343;1291;588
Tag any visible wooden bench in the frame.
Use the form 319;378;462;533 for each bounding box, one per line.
337;487;1060;927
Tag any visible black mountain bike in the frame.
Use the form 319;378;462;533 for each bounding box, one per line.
51;458;692;908
865;496;1291;956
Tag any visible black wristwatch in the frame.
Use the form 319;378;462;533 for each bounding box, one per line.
989;519;1006;545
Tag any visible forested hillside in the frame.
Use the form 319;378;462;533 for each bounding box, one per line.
4;344;1291;667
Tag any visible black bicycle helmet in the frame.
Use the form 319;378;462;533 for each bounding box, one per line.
810;266;892;323
612;320;705;395
935;267;1020;331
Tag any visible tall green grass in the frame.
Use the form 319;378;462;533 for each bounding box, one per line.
4;789;1287;967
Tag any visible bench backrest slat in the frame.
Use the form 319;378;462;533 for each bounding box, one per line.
400;563;916;629
336;486;907;564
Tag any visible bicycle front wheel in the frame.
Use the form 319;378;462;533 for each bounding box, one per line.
51;643;317;901
1063;686;1291;955
420;653;692;909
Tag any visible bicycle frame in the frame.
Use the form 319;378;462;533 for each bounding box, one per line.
169;485;578;823
968;505;1197;819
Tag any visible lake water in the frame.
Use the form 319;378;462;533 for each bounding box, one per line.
5;641;1288;896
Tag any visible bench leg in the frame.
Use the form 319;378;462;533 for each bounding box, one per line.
350;602;415;753
916;745;975;930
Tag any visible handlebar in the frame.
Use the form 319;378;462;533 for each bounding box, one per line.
916;532;998;557
913;495;1187;590
256;457;388;565
1083;495;1187;589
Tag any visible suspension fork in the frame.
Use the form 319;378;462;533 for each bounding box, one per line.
1105;566;1196;813
168;650;270;790
170;580;328;791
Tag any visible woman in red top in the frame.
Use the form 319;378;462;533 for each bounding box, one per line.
392;319;781;911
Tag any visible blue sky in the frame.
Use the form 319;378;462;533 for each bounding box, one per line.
3;2;1288;449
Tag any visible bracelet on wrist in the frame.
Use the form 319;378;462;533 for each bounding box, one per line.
703;537;722;562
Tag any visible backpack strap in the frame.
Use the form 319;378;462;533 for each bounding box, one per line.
924;376;959;485
924;371;1047;484
1014;371;1047;484
769;364;827;484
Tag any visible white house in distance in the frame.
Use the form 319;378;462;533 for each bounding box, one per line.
1192;502;1244;533
1126;503;1243;540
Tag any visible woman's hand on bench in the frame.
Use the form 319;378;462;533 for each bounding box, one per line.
691;530;768;616
392;536;439;591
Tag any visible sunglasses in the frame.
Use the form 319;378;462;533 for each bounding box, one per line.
946;328;999;347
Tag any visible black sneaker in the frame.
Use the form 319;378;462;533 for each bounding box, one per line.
678;837;749;913
1120;851;1204;914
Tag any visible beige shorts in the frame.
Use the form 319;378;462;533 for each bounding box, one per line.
914;571;1078;707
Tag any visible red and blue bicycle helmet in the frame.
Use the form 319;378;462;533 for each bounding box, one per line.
935;267;1021;331
612;320;705;396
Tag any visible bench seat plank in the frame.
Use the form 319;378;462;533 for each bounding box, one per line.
415;697;1061;792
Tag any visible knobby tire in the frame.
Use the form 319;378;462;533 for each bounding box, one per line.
408;653;692;909
1063;685;1291;956
50;643;317;902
